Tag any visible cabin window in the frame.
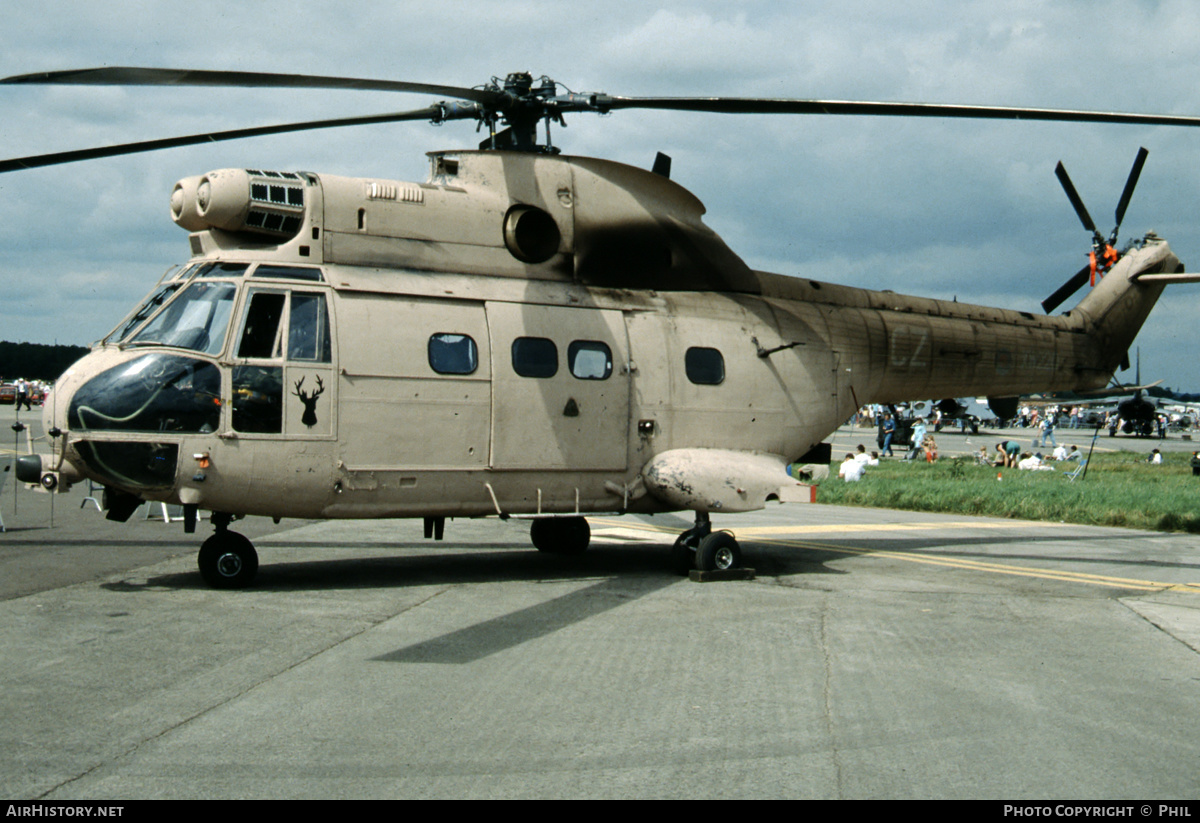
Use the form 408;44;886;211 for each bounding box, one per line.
568;340;612;380
512;337;558;378
288;293;332;363
428;333;478;375
237;292;286;359
685;346;725;385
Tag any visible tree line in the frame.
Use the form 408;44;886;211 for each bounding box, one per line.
0;341;90;382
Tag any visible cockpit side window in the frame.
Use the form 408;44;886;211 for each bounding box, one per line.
237;292;286;359
287;293;332;362
232;291;285;434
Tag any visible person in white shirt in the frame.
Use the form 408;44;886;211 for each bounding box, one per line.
1018;453;1055;471
838;454;866;482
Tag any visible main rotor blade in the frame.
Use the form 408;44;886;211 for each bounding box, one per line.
0;67;504;107
597;96;1200;129
14;73;1200;130
1041;264;1093;314
0;105;452;173
1055;161;1098;234
1114;146;1149;229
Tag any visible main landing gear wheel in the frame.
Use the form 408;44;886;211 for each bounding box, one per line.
672;511;745;574
197;531;259;589
530;516;591;555
671;512;745;574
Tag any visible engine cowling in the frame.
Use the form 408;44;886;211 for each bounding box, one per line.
171;169;307;239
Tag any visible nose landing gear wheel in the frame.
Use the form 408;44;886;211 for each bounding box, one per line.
695;531;741;572
198;531;258;589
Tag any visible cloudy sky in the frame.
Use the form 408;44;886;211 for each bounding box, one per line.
2;0;1200;390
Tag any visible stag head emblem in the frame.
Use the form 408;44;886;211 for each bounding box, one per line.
292;375;325;427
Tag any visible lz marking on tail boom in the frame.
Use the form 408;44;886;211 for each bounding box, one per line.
4;68;1199;587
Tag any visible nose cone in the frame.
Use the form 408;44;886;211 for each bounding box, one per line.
68;352;221;434
58;350;220;493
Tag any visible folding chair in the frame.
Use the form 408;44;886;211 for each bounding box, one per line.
142;501;184;523
81;479;102;512
1064;459;1087;482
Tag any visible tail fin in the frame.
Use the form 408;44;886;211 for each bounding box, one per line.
1069;236;1193;373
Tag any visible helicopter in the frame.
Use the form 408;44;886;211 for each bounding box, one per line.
5;67;1200;587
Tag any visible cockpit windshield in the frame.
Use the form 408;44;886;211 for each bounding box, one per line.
111;281;184;343
128;280;238;356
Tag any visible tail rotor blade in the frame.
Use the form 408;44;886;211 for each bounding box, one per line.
1055;161;1098;234
1042;263;1092;314
1113;147;1149;230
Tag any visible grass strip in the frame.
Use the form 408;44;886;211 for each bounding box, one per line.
815;448;1200;532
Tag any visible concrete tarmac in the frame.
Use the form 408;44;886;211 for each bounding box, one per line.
3;410;1200;799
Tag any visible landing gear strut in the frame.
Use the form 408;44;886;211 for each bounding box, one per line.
672;512;744;574
197;513;258;589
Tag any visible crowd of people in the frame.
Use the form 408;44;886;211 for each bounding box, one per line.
836;398;1189;483
838;416;939;482
839;434;1094;482
988;441;1081;471
855;402;1199;436
839;399;1195;484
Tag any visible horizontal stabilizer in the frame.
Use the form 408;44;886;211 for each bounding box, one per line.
1130;271;1200;284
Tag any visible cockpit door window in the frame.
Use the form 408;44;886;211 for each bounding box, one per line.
232;287;335;437
237;292;286;359
287;293;332;363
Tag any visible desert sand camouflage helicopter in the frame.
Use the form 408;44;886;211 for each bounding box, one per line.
5;67;1200;587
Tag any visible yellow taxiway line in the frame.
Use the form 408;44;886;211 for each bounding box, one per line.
590;518;1200;594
